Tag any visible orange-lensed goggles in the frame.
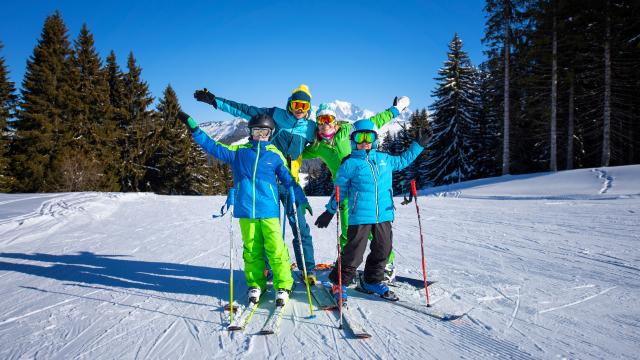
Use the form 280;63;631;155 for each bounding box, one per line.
316;114;336;125
290;100;310;112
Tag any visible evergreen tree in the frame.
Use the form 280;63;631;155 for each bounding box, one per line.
119;52;154;192
483;0;525;175
147;84;192;194
10;11;78;192
473;65;501;178
57;23;113;191
303;163;333;196
425;34;480;186
0;42;17;191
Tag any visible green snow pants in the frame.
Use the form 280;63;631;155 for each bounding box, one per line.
339;199;395;265
239;218;293;292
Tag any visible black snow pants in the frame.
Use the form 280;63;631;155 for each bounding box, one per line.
329;221;393;285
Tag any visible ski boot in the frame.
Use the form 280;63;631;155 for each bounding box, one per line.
247;287;261;304
275;288;291;307
384;262;396;284
331;284;348;304
360;276;399;301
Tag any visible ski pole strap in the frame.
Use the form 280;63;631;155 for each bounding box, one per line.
212;187;237;219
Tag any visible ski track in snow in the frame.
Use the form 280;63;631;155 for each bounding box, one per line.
1;166;639;359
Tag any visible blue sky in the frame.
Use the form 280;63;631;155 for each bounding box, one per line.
0;1;488;123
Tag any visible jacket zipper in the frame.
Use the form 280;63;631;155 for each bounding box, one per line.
252;142;261;218
365;153;379;222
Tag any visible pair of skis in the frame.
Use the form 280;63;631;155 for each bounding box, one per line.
225;289;291;335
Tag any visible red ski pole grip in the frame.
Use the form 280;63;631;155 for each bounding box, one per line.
410;179;417;197
335;186;340;203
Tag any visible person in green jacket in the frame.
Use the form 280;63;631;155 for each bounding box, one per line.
305;96;410;281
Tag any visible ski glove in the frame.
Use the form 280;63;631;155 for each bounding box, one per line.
178;111;199;133
300;203;313;216
194;88;217;108
314;211;334;228
416;124;433;148
393;96;410;113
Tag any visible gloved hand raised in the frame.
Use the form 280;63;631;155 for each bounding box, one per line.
416;123;433;147
194;88;217;108
393;96;410;113
314;211;334;228
178;111;199;133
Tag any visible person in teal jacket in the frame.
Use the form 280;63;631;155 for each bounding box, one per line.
194;85;317;284
179;111;306;306
315;119;432;302
304;96;410;281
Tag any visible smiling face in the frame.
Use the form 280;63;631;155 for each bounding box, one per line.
292;110;307;119
318;122;337;137
356;142;373;150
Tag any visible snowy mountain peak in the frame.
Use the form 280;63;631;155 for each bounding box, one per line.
200;100;414;144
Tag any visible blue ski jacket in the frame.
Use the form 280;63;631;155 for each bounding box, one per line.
324;121;424;225
192;128;306;219
214;97;316;162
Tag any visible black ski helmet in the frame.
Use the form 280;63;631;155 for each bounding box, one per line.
248;114;275;130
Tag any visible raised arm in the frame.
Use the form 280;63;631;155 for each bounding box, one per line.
178;111;236;165
369;96;410;128
194;88;274;120
388;125;432;171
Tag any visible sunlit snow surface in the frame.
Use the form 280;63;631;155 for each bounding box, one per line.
1;166;638;359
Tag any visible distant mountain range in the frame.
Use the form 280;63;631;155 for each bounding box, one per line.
199;100;414;144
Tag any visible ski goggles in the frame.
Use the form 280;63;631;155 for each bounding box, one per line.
250;127;272;138
316;114;336;125
290;100;310;112
352;131;377;144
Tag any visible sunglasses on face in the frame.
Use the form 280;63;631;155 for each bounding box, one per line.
250;127;272;138
316;114;336;125
352;131;377;144
290;100;310;112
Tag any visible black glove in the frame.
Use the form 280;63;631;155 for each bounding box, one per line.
178;111;198;133
314;211;334;228
194;88;217;108
416;124;433;147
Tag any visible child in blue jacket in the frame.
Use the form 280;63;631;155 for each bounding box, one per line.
315;119;432;302
179;111;306;306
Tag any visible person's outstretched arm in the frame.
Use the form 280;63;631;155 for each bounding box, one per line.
178;111;236;165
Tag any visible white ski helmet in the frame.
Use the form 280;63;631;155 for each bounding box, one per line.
315;103;337;120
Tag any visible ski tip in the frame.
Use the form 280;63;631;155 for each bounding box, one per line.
227;326;243;331
355;334;372;339
308;314;317;319
258;330;275;335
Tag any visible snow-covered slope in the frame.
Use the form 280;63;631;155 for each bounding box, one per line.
1;165;639;359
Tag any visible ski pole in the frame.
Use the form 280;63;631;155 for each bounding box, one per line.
335;186;343;328
289;187;315;318
224;188;237;322
410;180;431;306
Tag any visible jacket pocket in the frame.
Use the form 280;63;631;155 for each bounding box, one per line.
269;184;278;206
350;191;359;214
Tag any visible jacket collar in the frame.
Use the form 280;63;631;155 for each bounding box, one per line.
350;148;376;159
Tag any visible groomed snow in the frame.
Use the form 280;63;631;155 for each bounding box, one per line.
1;165;639;359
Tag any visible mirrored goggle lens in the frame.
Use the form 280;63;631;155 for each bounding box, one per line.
353;131;376;144
317;115;335;125
251;128;271;137
291;101;310;111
